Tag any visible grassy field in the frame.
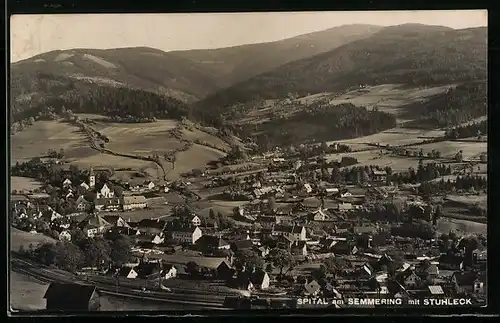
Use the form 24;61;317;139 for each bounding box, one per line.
327;84;455;123
11;176;43;192
10;227;57;252
446;194;487;208
435;218;487;235
407;141;487;160
325;150;435;172
181;128;229;151
327;127;445;147
11;120;95;164
166;144;226;180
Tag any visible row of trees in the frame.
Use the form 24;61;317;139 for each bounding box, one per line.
445;120;487;140
418;175;487;196
19;232;132;272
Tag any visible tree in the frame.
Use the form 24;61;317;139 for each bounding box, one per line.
54;241;84;272
234;250;264;273
312;264;327;281
267;196;277;214
109;235;132;267
331;165;342;183
82;237;111;268
269;248;296;279
185;261;200;277
34;242;57;266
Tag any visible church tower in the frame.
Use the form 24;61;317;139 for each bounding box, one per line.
89;167;95;189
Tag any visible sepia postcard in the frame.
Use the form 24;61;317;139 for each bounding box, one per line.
8;10;488;313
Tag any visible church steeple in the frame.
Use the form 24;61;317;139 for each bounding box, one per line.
89;167;95;188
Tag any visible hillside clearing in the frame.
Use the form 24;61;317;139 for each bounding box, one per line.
82;53;117;69
166;144;226;180
11;120;93;163
327;84;455;122
10;227;57;252
327;127;445;147
435;218;487;235
11;176;43;192
408;141;487;160
325;150;435;172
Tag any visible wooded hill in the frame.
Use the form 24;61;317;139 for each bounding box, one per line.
192;25;487;124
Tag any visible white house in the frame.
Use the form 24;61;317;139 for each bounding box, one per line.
145;181;155;190
152;234;165;245
62;178;72;187
119;267;139;279
171;226;203;244
162;265;177;280
340;191;352;198
97;183;114;199
303;183;313;194
122;195;147;211
59;230;72;241
191;215;201;227
80;182;90;190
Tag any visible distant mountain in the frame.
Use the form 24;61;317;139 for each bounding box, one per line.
170;24;383;88
192;25;487;123
10;47;219;104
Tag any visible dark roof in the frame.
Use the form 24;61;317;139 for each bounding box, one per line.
138;219;166;230
304;280;321;294
453;271;478;286
196;235;230;248
43;283;98;307
102;215;122;224
95;197;120;205
135;262;161;277
231;239;254;250
118;267;136;277
274;225;304;234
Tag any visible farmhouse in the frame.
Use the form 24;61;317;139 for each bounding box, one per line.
273;224;307;241
79;214;113;238
80;182;90;190
96;183;114;199
75;195;91;211
195;235;231;252
171;226;203;244
122;195;147;211
102;215;130;227
95;197;121;212
118;267;139;279
136;219;166;235
161;264;177;280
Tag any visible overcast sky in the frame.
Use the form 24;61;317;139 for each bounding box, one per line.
10;10;487;62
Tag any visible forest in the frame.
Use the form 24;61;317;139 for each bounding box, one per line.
444;119;487;139
404;81;487;128
240;103;397;150
10;73;188;122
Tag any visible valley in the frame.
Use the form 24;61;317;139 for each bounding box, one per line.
9;19;488;312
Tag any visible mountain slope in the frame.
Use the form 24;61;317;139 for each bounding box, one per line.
192;25;487;122
11;47;220;104
170;24;383;88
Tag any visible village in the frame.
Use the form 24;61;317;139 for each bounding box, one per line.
10;138;487;309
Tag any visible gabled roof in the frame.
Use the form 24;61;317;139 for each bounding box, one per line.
43;283;98;305
123;195;147;205
428;285;444;295
304;280;321;294
231;239;254;250
274;225;305;234
79;214;112;229
196;235;230;248
453;271;478;286
138;219;166;230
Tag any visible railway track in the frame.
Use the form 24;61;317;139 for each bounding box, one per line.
11;257;226;308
